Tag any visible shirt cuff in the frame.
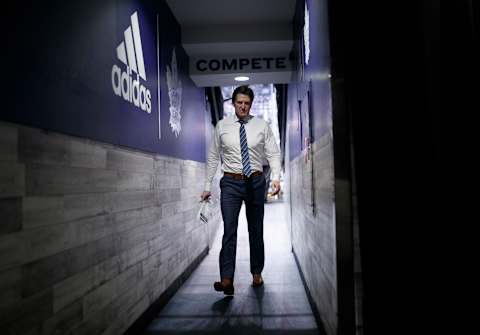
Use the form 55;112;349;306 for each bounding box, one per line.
204;182;212;192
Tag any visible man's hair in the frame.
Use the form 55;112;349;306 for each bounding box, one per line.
232;85;254;103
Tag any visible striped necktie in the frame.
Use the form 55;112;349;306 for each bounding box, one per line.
239;119;252;177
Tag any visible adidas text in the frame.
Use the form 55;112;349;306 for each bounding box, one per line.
111;65;151;113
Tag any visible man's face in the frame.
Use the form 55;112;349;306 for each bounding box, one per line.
233;93;252;120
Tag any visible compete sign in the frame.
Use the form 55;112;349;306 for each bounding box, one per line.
190;55;291;75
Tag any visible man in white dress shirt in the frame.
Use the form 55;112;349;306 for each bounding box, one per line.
200;85;281;295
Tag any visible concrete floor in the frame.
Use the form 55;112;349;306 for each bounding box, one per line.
144;201;321;335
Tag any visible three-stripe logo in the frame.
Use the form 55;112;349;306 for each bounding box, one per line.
111;11;152;113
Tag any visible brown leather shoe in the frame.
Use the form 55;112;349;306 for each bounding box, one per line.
252;274;264;287
214;278;234;295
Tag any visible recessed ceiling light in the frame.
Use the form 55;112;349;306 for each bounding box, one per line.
234;76;249;82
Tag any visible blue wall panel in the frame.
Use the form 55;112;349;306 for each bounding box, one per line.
1;0;206;162
288;0;333;161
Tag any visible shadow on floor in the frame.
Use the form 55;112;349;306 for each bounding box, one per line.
144;328;320;335
142;202;325;335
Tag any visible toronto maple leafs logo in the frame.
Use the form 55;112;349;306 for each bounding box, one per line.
166;48;182;137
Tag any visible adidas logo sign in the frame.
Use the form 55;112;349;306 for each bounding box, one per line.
111;11;152;113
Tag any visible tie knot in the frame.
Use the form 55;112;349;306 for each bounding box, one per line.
238;119;246;125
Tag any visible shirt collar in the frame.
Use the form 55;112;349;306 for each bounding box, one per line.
233;114;253;124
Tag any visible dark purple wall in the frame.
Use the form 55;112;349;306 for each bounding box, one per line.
1;0;206;162
288;0;333;161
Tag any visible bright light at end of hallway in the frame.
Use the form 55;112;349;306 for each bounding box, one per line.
234;76;250;82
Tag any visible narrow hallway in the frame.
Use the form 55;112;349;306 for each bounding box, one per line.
0;0;453;333
144;201;322;335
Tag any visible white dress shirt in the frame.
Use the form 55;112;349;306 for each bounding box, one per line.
204;114;281;192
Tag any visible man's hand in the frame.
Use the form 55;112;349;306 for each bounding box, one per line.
200;191;211;202
271;180;281;196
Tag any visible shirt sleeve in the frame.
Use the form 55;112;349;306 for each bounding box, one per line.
264;123;281;181
204;122;221;192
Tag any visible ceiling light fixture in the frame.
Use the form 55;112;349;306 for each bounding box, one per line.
234;76;249;82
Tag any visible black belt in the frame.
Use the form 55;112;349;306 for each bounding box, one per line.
224;171;263;180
